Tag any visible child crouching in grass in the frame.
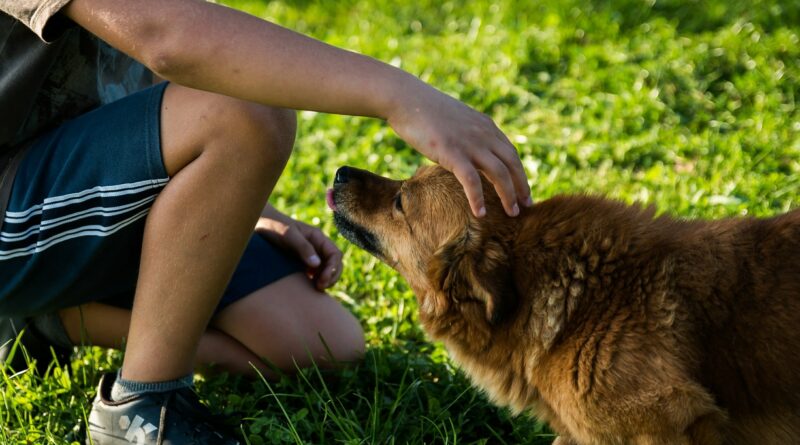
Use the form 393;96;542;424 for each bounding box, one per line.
0;1;530;443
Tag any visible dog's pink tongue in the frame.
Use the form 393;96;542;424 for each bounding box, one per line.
326;188;337;211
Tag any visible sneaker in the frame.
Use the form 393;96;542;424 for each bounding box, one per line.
86;372;241;445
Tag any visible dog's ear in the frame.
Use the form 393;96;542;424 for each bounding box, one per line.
427;226;519;325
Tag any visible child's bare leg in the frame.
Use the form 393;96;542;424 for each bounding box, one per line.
58;274;364;376
59;303;261;374
121;83;295;382
59;302;267;375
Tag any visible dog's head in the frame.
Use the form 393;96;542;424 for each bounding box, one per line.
329;165;520;329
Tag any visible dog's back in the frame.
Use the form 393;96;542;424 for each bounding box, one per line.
511;197;800;444
682;209;800;443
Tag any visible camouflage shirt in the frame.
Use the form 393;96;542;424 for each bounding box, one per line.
0;0;153;151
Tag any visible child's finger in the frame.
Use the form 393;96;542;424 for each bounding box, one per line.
450;160;486;217
316;264;336;289
285;225;321;267
317;253;343;288
476;150;519;216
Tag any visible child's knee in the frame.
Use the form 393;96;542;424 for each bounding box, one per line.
220;102;296;165
160;84;296;177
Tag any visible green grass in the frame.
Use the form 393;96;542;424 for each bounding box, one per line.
3;0;799;443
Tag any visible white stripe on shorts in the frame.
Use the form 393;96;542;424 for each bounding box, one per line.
0;207;152;261
0;194;157;242
3;178;169;223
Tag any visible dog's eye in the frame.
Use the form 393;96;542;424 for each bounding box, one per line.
394;193;403;213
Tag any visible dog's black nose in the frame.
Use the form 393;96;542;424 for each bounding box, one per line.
334;166;350;184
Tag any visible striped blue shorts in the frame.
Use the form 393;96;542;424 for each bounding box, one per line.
0;83;304;319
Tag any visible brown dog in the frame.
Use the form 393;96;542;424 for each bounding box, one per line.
329;164;800;445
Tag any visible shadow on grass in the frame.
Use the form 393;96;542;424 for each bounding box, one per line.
2;321;553;443
198;343;555;444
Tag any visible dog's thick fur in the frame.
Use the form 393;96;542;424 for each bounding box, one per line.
331;165;800;445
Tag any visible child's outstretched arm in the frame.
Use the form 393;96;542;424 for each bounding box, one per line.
64;0;531;217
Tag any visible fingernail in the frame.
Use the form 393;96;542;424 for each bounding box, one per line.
308;255;321;266
524;196;534;207
511;203;520;216
477;206;486;217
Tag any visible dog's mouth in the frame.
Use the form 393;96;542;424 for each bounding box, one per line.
326;188;337;212
329;187;384;258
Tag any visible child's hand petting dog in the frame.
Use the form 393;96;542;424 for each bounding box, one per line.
385;81;531;218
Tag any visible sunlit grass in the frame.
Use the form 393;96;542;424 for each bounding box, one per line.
2;0;798;443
